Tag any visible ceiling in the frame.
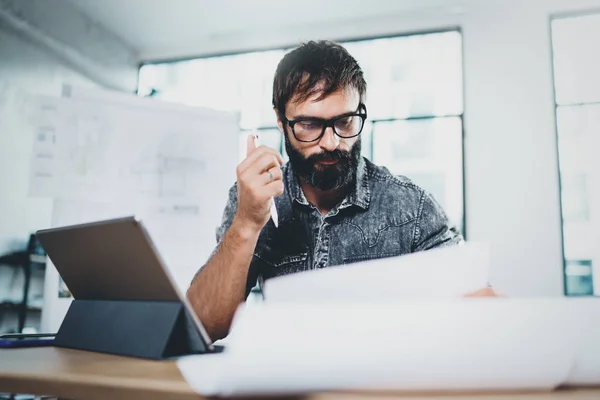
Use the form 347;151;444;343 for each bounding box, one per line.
67;0;471;62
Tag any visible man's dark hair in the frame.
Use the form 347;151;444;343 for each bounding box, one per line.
272;40;367;116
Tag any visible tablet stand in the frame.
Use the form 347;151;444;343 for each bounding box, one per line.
53;299;209;359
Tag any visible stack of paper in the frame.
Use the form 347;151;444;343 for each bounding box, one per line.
179;298;600;396
177;243;600;396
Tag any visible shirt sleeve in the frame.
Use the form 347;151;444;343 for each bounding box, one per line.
412;189;464;252
196;183;260;298
214;184;238;250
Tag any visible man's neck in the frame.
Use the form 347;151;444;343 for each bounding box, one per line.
300;180;349;215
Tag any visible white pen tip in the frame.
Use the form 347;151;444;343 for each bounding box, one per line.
271;201;279;228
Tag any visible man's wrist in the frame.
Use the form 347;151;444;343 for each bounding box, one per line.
230;215;262;242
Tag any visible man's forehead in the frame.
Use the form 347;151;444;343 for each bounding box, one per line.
288;87;360;117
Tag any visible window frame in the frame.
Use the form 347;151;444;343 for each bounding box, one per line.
550;11;600;296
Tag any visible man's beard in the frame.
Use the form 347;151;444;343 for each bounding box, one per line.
285;135;362;191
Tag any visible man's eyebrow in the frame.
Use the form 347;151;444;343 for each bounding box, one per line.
290;110;357;120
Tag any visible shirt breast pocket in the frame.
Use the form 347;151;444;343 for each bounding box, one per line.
253;241;309;279
340;218;415;264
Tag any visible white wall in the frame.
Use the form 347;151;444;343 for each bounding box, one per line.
462;2;563;296
0;0;139;255
0;0;139;92
149;0;600;297
0;29;99;253
0;29;99;332
0;2;139;332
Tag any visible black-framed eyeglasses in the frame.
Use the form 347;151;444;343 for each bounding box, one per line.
281;103;367;143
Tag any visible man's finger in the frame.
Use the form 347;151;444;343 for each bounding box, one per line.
246;134;257;157
258;166;283;186
264;180;285;198
238;146;283;175
463;287;504;297
254;154;281;175
241;155;281;184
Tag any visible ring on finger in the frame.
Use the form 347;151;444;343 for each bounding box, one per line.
267;170;274;182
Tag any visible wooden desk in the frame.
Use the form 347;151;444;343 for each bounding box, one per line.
1;347;599;400
0;347;193;400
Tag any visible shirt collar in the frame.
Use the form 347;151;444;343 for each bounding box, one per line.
285;157;371;210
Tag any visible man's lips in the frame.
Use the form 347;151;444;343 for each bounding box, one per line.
317;159;338;165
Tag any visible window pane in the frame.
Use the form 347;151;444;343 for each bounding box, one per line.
344;31;463;120
139;31;463;126
560;173;590;222
138;49;285;130
552;14;600;105
257;129;283;154
371;117;463;230
565;260;594;296
556;105;599;174
563;221;595;261
556;104;599;294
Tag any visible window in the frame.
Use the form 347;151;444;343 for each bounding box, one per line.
138;30;465;231
139;49;287;158
551;13;600;296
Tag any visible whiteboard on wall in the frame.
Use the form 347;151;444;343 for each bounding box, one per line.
37;87;240;332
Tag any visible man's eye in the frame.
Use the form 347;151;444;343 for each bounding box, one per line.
299;121;321;130
336;117;352;127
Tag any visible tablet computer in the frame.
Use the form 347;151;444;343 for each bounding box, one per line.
36;216;215;353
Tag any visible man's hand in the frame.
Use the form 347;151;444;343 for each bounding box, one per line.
234;135;284;232
463;286;504;297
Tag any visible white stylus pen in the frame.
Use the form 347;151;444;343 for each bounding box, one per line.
252;135;279;228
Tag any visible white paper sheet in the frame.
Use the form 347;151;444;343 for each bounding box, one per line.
263;241;491;303
30;92;239;282
563;298;600;386
28;96;122;201
28;96;63;197
178;353;230;396
179;298;581;397
28;94;238;203
35;90;241;329
111;109;237;288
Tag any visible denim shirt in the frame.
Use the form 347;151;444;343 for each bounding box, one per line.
212;157;463;297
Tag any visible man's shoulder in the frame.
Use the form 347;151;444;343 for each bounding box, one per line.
362;159;459;245
364;158;426;198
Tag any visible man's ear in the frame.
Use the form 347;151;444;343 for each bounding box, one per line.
274;108;284;133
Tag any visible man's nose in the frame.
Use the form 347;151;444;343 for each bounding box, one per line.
318;127;340;152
